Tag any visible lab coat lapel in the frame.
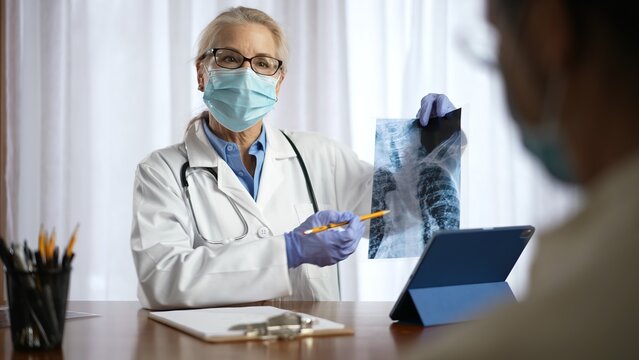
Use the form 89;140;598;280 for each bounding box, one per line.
256;125;296;211
185;120;269;224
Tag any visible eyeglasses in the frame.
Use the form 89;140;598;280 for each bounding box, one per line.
200;48;283;76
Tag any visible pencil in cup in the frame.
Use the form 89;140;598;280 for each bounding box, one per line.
303;210;390;235
0;224;79;350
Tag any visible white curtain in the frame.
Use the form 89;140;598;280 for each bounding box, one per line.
4;0;579;301
340;0;580;300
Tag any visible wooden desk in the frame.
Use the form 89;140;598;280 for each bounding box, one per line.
1;301;437;360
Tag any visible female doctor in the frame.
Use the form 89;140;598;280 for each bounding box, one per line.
130;6;454;310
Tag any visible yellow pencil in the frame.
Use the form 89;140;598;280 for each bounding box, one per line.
303;210;390;235
65;224;79;258
46;228;56;261
38;225;46;262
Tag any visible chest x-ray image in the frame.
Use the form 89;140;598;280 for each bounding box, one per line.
368;109;463;259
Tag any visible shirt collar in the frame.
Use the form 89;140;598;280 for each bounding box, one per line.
202;119;267;161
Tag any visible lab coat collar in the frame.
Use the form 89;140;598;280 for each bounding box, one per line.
184;120;257;217
184;119;297;166
184;118;221;169
256;124;297;211
263;123;297;159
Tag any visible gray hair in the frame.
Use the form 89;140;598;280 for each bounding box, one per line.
196;6;289;72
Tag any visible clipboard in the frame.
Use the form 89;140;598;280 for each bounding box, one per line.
149;306;354;343
390;226;535;326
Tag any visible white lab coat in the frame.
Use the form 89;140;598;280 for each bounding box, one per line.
131;119;373;310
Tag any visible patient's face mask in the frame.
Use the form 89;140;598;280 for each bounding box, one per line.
492;2;576;183
515;82;575;183
203;68;279;132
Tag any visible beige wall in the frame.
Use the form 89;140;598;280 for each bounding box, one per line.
1;0;7;304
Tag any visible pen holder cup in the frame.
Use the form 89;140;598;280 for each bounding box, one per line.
4;268;71;351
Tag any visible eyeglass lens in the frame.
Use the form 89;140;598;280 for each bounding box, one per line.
214;49;281;75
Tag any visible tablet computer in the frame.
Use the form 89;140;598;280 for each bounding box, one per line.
389;225;535;326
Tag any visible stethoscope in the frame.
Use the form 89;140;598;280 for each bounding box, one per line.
180;130;318;245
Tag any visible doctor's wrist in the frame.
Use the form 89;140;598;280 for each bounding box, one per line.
284;231;301;269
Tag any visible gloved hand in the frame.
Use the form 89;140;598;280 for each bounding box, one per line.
285;210;365;268
416;93;456;127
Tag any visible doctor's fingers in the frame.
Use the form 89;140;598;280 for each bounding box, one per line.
334;219;365;251
320;231;357;253
336;211;357;223
318;211;357;228
416;93;455;127
340;233;362;255
343;216;365;238
314;210;353;225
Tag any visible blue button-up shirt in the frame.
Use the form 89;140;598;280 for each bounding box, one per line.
203;121;267;200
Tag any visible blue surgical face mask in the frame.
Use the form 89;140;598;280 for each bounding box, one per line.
203;67;279;132
519;119;574;183
510;80;576;183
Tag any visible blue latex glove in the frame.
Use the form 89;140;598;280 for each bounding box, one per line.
285;210;365;268
416;93;456;127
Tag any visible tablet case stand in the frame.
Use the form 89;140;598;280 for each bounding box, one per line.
389;226;534;327
402;281;516;326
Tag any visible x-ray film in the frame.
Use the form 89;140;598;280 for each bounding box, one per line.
368;109;462;259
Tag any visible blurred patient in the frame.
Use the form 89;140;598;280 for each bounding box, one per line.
412;0;639;358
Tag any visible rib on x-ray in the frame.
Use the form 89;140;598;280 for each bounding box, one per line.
369;109;462;259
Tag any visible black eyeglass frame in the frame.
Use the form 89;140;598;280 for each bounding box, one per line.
198;48;283;76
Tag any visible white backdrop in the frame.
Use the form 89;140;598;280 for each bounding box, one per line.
4;0;579;301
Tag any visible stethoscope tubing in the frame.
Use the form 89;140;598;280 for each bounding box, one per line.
181;164;250;243
180;130;318;245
